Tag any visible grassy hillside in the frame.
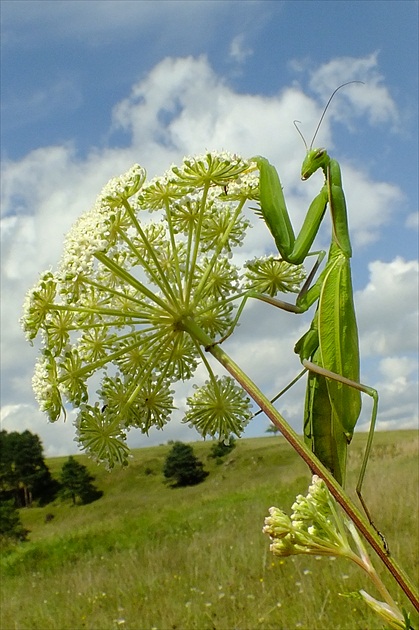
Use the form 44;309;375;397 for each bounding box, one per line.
1;431;418;629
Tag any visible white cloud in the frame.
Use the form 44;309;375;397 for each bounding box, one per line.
308;52;400;129
109;56;403;248
405;212;419;230
356;257;419;356
289;52;400;137
340;164;403;247
229;34;253;63
378;356;417;383
1;55;416;455
357;355;418;432
2;1;239;48
0;404;79;457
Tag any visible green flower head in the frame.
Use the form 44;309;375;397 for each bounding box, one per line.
22;151;303;467
245;256;306;297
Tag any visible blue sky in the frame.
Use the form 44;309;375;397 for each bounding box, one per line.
1;0;418;457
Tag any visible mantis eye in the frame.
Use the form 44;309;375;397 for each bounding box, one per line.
315;149;325;160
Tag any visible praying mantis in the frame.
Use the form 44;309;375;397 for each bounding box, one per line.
228;83;381;530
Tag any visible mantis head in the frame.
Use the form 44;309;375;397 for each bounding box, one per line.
301;147;330;181
295;81;364;181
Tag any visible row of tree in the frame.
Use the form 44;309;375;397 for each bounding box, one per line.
0;431;102;508
1;430;236;508
1;430;102;546
1;430;236;546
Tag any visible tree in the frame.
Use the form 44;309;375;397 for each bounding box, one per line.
0;500;29;547
163;442;208;488
208;436;236;460
59;457;102;505
265;425;281;436
0;430;59;507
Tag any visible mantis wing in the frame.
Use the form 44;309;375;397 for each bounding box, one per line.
318;245;362;438
299;244;361;486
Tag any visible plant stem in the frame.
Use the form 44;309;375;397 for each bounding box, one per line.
212;342;419;611
347;521;399;609
181;315;419;611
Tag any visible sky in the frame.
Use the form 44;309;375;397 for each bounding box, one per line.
1;0;418;458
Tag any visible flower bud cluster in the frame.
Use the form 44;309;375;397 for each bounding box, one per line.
263;475;350;558
263;476;410;629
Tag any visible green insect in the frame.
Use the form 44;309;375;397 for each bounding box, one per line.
254;83;380;529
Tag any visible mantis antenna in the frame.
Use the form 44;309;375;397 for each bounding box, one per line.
293;119;308;150
293;80;365;149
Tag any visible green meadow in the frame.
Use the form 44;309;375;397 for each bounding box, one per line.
1;431;418;630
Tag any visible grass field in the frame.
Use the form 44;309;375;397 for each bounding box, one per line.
1;431;418;630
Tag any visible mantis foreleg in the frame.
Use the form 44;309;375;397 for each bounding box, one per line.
211;250;325;348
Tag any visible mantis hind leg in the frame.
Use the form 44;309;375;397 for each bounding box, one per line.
252;367;307;418
303;359;388;552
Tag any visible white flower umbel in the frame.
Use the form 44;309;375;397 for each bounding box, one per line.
263;476;411;630
21;152;305;468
